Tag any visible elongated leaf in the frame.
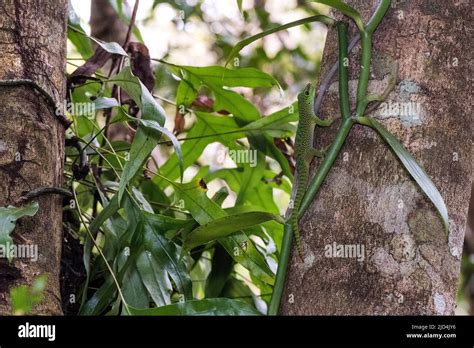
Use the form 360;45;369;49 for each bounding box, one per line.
113;67;168;202
161;61;261;123
176;78;198;109
184;211;284;250
128;298;260;315
173;180;274;284
236;0;243;13
142;211;193;300
90;38;128;56
242;103;298;137
225;15;335;66
136;250;172;307
205;245;234;298
67;22;128;57
313;0;364;31
138;119;184;182
157;112;244;187
141;211;191;232
0;202;39;261
67;0;93;58
173;181;227;224
82;193;120;307
180;66;279;88
358;117;449;231
235;152;265;206
93;97;120;110
121;264;149;309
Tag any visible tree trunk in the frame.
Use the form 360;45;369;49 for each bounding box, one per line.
0;0;67;314
281;0;472;315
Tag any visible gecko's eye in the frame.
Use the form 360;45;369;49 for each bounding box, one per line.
304;91;310;96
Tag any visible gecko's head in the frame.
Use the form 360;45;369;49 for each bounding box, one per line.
298;83;315;104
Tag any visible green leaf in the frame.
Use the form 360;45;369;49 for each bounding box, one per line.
205;168;242;194
358;117;449;231
313;0;364;32
90;38;128;56
161;61;262;123
242;103;298;138
67;22;128;57
142;212;193;300
180;66;279;89
225;15;336;66
211;84;260;123
173;180;274;284
82;193;120;307
235;152;265;206
138;119;184;182
128;298;260;315
173;181;227;225
93;97;120;110
205;245;234;298
67;0;93;58
176;78;198;110
136;250;172;307
157;112;244;186
236;0;243;13
0;202;39;261
121;264;150;309
184;212;284;250
11;275;48;315
113;67;167;202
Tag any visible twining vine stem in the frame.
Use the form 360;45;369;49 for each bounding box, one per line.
268;0;392;316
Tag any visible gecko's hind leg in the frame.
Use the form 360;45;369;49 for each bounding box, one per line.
306;148;325;163
314;116;334;127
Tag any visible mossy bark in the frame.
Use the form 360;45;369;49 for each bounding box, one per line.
281;0;472;315
0;0;67;314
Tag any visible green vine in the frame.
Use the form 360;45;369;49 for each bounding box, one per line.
268;0;448;315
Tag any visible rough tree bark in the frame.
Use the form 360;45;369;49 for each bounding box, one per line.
281;0;472;315
0;0;67;314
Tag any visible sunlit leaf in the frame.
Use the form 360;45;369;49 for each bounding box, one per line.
180;66;279;89
113;67;168;202
173;180;274;284
0;202;39;261
11;275;47;315
128;298;260;315
67;0;93;58
137;118;184;182
93;97;120;110
184;211;284;250
157;111;244;187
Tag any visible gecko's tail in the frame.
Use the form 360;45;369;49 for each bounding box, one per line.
289;182;306;261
